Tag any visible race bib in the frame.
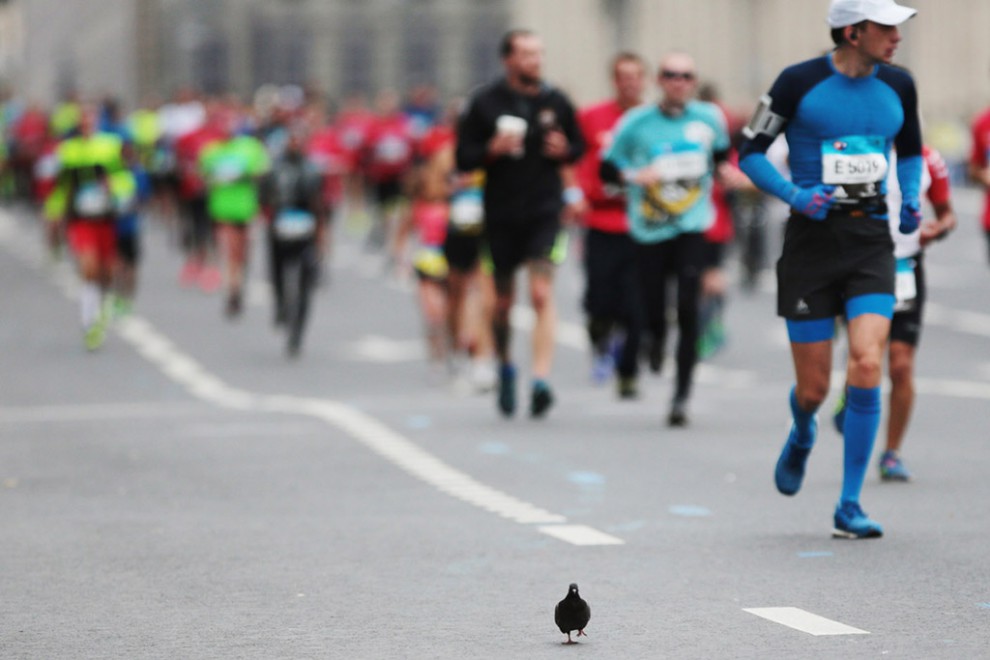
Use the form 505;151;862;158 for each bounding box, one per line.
34;154;59;180
75;182;113;217
822;136;887;197
213;158;245;184
894;257;917;311
274;209;317;241
375;136;409;164
449;188;484;233
651;150;708;182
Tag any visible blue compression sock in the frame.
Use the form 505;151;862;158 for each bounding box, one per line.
789;386;818;449
840;386;882;504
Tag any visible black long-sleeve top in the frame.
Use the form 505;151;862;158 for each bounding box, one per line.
456;78;584;224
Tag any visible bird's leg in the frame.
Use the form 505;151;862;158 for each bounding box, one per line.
577;629;588;637
563;632;574;645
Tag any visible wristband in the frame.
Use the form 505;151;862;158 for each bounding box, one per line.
562;186;585;205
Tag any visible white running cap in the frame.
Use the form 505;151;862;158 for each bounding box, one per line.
827;0;917;28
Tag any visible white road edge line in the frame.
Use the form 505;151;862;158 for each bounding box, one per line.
0;211;618;546
743;607;869;636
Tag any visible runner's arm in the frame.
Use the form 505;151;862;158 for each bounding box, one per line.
920;147;956;245
455;97;491;171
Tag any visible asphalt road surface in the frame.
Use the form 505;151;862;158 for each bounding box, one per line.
2;191;989;659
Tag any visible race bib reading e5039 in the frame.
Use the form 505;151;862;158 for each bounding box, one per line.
821;136;887;185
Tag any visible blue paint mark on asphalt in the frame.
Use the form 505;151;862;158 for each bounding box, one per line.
479;442;511;455
798;551;834;558
669;505;712;517
568;471;606;487
977;603;990;609
406;415;432;430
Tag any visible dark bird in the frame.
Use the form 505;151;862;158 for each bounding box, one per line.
554;583;591;644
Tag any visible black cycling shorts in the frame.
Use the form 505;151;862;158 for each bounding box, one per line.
116;232;140;265
890;252;926;347
777;212;894;320
484;215;561;281
443;229;481;273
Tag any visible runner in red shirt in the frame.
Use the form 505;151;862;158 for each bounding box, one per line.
334;94;376;223
10;103;48;199
173;101;225;290
575;52;647;398
306;117;349;268
968;106;990;264
362;90;415;251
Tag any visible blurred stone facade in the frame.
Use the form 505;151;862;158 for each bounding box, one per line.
4;0;990;135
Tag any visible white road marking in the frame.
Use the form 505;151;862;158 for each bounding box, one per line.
538;524;625;546
0;211;610;545
926;302;990;339
743;607;869;636
345;335;424;363
126;317;588;534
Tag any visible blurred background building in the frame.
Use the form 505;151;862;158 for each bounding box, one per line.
1;0;987;141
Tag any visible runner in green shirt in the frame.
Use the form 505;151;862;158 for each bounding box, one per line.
200;124;270;318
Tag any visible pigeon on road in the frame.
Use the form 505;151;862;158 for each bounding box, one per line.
554;583;591;644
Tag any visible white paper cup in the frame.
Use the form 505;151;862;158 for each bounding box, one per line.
496;115;527;158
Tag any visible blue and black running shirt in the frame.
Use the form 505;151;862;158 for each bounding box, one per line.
740;54;922;218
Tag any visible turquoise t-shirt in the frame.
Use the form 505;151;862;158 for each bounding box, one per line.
604;101;729;243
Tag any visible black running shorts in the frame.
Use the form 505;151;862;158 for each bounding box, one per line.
777;211;895;320
484;215;561;281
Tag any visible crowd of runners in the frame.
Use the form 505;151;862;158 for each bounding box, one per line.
2;0;988;539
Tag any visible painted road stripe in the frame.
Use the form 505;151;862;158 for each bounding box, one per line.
0;213;613;546
538;525;625;546
927;302;990;339
743;607;869;636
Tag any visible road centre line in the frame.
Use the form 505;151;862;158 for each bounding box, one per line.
743;607;869;636
0;211;617;546
117;317;584;533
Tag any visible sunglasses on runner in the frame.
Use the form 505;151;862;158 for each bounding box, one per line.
660;70;696;81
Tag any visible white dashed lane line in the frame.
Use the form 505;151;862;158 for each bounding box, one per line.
744;607;869;636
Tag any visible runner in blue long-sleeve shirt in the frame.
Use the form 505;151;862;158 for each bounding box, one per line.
739;0;922;539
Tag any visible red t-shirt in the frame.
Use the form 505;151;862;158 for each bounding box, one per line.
416;125;455;161
174;125;225;199
13;109;49;158
334;110;376;172
307;126;348;207
969;108;990;230
575;100;628;233
363;114;414;183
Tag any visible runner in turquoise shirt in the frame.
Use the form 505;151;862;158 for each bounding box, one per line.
603;96;729;243
600;52;731;427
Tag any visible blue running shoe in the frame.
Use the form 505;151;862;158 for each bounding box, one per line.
832;389;847;434
590;352;614;385
497;363;517;417
530;380;554;418
774;425;814;496
878;450;911;482
833;500;883;539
